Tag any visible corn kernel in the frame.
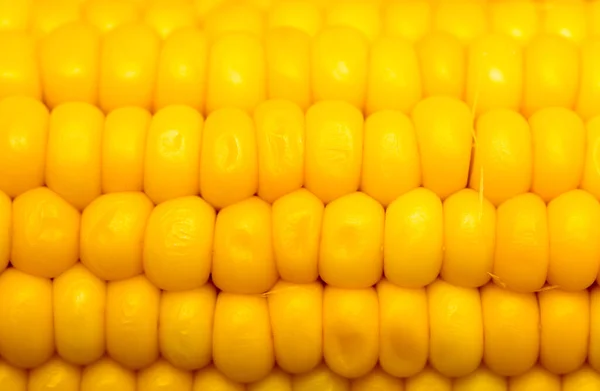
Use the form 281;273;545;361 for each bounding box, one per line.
481;284;539;376
530;107;585;202
199;108;258;208
0;32;40;101
542;0;587;44
99;23;160;112
417;32;465;99
591;286;600;372
377;279;428;377
405;367;451;391
213;196;277;294
320;192;384;288
213;293;274;383
323;286;379;379
292;363;350;391
206;33;266;113
248;367;292;391
305;100;363;204
46;102;103;210
428;279;483;377
144;105;203;204
0;269;53;368
326;1;381;42
30;0;80;38
39;22;99;108
489;0;539;45
539;289;589;374
28;356;80;391
0;360;26;391
583;115;600;200
143;0;197;39
272;189;323;283
154;28;208;112
106;275;160;370
383;0;431;43
351;366;403;391
576;38;600;120
192;365;244;391
524;35;579;117
366;36;422;115
159;284;216;370
563;365;600;391
0;96;48;198
138;359;193;391
268;281;323;374
83;0;140;34
0;0;31;32
412;96;473;199
101;107;151;193
265;28;311;110
508;365;560;391
434;1;487;45
81;357;136;391
311;27;368;109
80;192;153;281
442;188;496;288
453;365;507;391
204;4;264;42
11;187;80;278
267;1;322;37
53;263;106;365
254;99;305;203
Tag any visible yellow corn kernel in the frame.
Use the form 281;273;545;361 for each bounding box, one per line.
539;289;589;374
53;263;105;365
0;32;39;101
417;32;465;99
81;357;136;391
144;196;215;291
192;365;245;391
412;96;473;199
143;0;197;40
199;108;258;209
0;0;31;31
138;359;193;391
0;191;8;274
272;189;323;283
268;3;322;37
11;187;79;278
320;192;384;288
0;96;48;198
481;284;539;376
28;356;80;391
204;4;264;42
442;189;496;288
366;37;422;115
470;109;532;206
248;368;292;391
46;102;103;210
30;0;80;38
547;190;600;290
81;192;153;281
83;0;140;34
106;275;160;370
144;105;203;204
384;188;443;288
268;281;323;374
206;33;266;114
383;0;431;43
583;115;600;199
326;1;380;42
361;111;420;206
154;28;207;112
351;367;403;391
523;35;579;117
0;269;53;368
39;22;99;108
377;279;428;377
591;286;600;372
265;28;311;111
428;279;483;377
508;365;560;391
159;284;216;370
311;27;368;109
542;0;587;43
489;0;539;45
101;107;151;193
563;365;600;391
100;23;160;112
434;1;487;45
405;367;451;391
531;107;585;202
213;197;277;294
0;360;26;391
213;293;274;383
453;366;507;391
305;100;363;204
254;99;305;203
576;38;600;120
323;286;379;379
292;364;350;391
